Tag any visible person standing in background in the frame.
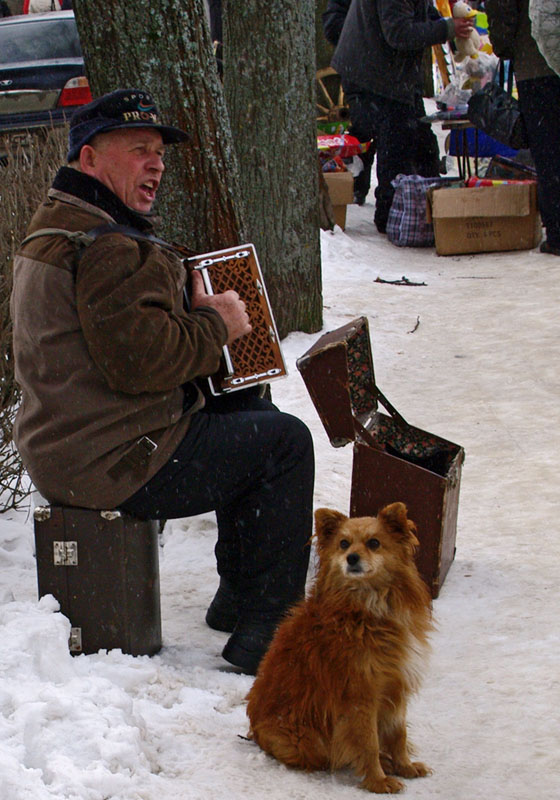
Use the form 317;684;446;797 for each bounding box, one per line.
322;0;376;206
331;0;473;233
486;0;560;255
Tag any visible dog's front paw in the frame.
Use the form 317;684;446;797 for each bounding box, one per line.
379;753;394;774
361;775;404;794
394;760;432;779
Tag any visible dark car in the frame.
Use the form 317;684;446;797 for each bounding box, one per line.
0;10;91;135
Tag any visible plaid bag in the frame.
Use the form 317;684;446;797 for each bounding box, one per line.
387;175;456;247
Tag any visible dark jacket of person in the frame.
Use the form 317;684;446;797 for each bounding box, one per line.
485;0;555;81
332;0;454;102
322;0;351;47
11;167;227;508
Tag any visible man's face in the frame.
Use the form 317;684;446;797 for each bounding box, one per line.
83;128;166;213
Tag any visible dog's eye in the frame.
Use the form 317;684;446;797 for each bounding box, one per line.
367;538;380;550
339;539;351;550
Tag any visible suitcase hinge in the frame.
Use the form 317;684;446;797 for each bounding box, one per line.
100;510;122;521
53;540;78;566
69;627;82;653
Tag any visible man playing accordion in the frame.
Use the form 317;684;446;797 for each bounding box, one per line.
11;88;314;675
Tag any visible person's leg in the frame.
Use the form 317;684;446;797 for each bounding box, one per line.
193;390;275;588
201;391;270;633
120;391;314;673
214;401;313;672
344;88;377;204
411;95;441;178
372;96;421;233
517;75;560;252
353;146;376;205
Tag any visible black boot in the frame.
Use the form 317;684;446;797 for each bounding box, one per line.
220;526;311;674
205;578;239;633
221;610;284;675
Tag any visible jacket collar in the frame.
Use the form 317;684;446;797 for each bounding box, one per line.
51;167;155;232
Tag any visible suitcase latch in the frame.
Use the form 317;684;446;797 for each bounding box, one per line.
53;541;78;566
33;506;52;522
69;627;82;653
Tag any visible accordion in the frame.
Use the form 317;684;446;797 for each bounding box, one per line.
187;244;287;395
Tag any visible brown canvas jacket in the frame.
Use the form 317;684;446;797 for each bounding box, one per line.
11;175;228;509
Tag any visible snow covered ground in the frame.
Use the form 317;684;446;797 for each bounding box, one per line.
1;146;559;799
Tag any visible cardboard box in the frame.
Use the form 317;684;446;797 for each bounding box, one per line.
324;170;353;230
297;317;464;598
427;183;542;255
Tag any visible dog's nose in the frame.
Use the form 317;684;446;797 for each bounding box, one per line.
346;552;360;567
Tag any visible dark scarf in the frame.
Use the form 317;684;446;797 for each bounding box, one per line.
52;167;155;232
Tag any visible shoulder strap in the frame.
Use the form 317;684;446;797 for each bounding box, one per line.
19;228;95;249
82;224;185;254
20;224;196;259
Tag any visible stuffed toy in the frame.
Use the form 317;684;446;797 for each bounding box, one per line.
452;1;482;62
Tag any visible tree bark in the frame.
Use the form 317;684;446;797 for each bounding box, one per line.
223;0;322;337
73;0;245;252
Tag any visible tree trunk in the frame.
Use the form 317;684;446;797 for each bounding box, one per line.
223;0;322;338
72;0;246;252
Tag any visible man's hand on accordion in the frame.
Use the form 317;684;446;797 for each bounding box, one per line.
190;269;252;345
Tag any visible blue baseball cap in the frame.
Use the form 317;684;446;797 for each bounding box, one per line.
67;88;189;161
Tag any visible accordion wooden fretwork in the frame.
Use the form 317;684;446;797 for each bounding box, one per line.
187;243;287;395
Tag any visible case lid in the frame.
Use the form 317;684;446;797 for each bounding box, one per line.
297;318;464;475
296;317;384;447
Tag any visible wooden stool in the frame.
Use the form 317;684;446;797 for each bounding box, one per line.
33;505;161;656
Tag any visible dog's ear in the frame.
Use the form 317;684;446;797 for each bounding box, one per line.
378;502;420;549
314;508;347;549
406;519;420;550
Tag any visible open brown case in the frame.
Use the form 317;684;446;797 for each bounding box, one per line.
297;316;465;597
33;506;162;655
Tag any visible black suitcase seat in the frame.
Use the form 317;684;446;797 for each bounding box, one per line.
33;505;161;656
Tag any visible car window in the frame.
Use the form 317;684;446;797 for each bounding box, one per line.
0;19;83;64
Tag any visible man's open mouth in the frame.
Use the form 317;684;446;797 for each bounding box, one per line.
140;180;158;201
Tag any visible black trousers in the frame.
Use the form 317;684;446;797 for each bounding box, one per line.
345;87;376;200
517;75;560;248
119;389;314;616
344;88;440;231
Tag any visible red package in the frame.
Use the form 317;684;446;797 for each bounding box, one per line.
317;134;370;158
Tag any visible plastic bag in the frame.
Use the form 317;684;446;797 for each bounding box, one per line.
467;80;529;150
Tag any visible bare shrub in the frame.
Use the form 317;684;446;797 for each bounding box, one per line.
0;126;67;512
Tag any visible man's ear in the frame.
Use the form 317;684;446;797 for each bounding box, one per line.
79;144;97;176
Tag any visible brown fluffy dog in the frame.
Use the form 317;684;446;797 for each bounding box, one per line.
246;502;433;794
